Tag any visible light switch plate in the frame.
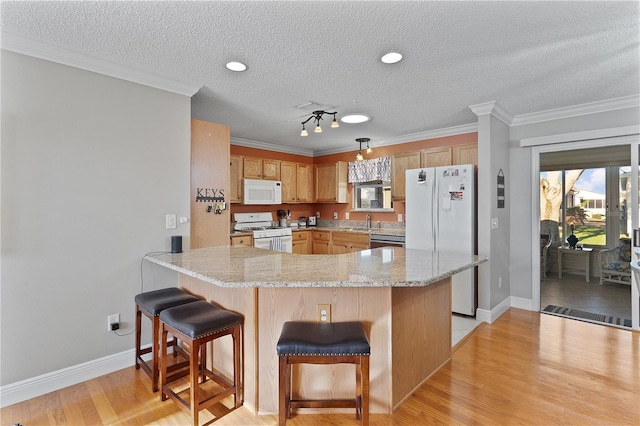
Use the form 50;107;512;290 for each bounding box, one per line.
166;214;177;229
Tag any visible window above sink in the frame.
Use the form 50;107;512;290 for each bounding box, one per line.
353;180;394;212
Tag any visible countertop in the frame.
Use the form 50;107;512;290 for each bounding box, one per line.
144;246;486;288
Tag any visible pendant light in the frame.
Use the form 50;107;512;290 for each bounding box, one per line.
355;138;371;161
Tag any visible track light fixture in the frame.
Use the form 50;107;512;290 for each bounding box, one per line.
355;138;371;161
300;110;339;136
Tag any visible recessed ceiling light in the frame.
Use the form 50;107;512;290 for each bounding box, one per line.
226;61;247;72
381;52;402;64
341;114;370;124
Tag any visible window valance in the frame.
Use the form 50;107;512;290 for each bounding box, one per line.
348;156;392;183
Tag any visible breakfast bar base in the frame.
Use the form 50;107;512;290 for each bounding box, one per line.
178;274;452;414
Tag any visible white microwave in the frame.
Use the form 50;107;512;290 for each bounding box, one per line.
243;179;282;205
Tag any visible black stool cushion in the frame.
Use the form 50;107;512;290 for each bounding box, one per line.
277;321;370;356
159;300;243;340
135;287;200;316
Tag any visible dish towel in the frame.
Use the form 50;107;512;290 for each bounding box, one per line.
271;237;283;251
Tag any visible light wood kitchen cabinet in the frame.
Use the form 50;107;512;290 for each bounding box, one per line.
453;143;478;167
296;163;313;202
281;162;313;203
421;146;452;167
230;234;253;246
243;157;281;180
292;230;311;254
315;161;348;203
311;230;331;254
391;151;420;202
331;232;369;253
229;155;243;203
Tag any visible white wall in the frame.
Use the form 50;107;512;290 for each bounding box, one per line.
476;109;511;320
1;51;191;386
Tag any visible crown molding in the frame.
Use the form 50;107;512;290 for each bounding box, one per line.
230;137;315;157
1;31;201;97
312;123;478;157
520;125;640;147
511;95;640;126
469;101;514;125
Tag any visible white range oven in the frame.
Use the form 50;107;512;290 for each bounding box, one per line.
233;212;292;253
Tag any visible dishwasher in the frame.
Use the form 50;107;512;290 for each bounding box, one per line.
369;233;405;248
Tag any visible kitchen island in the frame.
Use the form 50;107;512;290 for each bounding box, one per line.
145;246;486;415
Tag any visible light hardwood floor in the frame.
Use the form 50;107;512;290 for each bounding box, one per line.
2;308;639;425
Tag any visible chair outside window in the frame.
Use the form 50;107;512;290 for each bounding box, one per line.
598;238;632;285
541;234;552;279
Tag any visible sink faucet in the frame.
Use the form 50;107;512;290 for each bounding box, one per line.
366;214;371;229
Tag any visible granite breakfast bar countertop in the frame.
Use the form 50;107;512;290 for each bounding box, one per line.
144;245;486;288
144;245;487;415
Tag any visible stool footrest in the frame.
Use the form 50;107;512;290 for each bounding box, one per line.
291;399;358;409
204;368;235;389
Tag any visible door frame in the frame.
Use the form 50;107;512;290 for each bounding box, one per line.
528;132;639;330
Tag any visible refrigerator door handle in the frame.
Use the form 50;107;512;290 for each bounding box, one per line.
433;181;438;251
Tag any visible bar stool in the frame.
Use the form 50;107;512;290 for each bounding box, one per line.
135;287;200;391
159;300;243;426
276;321;370;426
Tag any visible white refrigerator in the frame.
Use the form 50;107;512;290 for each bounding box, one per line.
405;165;476;316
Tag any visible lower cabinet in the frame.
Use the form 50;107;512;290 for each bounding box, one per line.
292;230;311;254
331;232;370;253
230;235;253;246
312;230;369;254
311;231;331;254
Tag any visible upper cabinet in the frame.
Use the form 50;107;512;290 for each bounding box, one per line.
453;143;478;167
229;155;243;203
243;156;281;180
391;151;420;202
421;146;453;167
281;161;313;203
315;161;348;203
296;163;313;202
391;143;478;202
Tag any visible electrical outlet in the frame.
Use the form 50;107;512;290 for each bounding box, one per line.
333;212;338;220
108;313;120;331
316;212;320;218
317;304;331;323
345;212;350;220
166;214;177;229
398;214;403;222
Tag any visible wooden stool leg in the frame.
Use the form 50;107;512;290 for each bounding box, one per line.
278;356;288;426
233;325;241;408
135;305;142;370
356;359;362;420
200;340;207;384
362;355;370;426
190;339;200;426
151;315;160;392
160;324;169;401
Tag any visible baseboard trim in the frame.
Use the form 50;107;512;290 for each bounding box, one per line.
476;296;521;323
0;348;135;408
510;296;534;311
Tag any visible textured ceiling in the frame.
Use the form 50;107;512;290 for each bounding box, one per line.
2;1;639;155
